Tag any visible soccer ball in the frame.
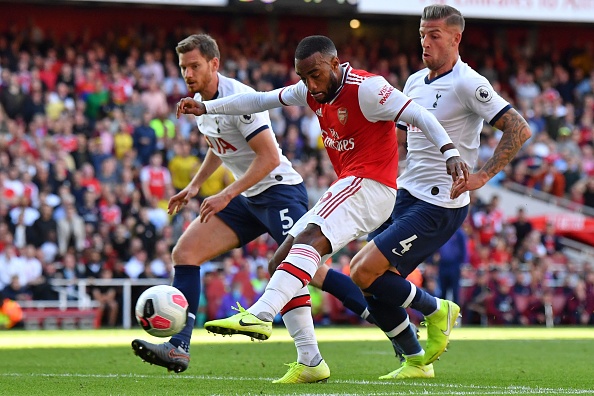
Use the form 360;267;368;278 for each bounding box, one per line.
135;285;188;337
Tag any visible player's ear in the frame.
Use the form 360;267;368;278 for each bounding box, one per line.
453;31;462;46
331;55;341;70
211;56;220;72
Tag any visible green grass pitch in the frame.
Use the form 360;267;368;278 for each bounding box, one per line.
1;326;593;395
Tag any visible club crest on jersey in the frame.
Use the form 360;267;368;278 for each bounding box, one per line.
433;92;442;108
337;108;348;125
240;114;255;124
475;86;493;103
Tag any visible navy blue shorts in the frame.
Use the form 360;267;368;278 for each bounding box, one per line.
216;183;308;246
369;189;468;278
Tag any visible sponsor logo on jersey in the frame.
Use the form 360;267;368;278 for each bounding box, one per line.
475;86;493;103
205;136;238;154
337;108;348;125
378;84;394;105
329;128;340;140
315;108;323;117
240;114;255;124
322;135;355;152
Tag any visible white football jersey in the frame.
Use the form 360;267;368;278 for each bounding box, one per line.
194;74;302;197
398;58;511;208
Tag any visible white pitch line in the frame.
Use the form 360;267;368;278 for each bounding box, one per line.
1;373;593;395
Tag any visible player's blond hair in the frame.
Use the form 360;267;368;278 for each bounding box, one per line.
422;4;465;32
176;34;220;61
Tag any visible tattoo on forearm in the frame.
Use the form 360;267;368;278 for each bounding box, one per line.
483;110;531;179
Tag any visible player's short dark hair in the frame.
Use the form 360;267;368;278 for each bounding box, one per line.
295;35;337;60
176;34;220;61
422;4;465;32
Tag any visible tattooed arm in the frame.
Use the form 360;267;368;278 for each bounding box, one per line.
450;108;532;199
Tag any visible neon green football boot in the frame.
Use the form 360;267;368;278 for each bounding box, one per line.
378;355;434;379
423;299;460;364
272;360;330;383
204;303;272;341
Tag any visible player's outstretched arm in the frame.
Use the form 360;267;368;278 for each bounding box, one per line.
185;87;305;118
450;108;532;199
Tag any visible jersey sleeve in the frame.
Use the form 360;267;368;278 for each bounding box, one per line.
455;73;511;126
396;77;414;131
358;76;413;122
277;81;309;107
233;110;273;141
205;82;308;115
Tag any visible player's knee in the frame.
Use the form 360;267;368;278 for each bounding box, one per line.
171;243;200;266
310;264;328;289
350;257;374;289
293;225;331;255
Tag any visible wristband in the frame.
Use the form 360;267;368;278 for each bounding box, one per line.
443;148;460;160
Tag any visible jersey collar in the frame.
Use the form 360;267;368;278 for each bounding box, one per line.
424;57;461;84
327;62;351;104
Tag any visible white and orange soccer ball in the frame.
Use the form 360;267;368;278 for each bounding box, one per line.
135;285;188;337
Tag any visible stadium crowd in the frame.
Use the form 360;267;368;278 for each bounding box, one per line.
0;15;593;329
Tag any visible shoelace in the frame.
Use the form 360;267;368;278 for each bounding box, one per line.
231;302;247;313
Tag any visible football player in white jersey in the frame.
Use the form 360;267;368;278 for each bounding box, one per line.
131;33;382;383
349;4;532;379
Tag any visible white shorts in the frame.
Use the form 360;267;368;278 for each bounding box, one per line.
289;176;396;255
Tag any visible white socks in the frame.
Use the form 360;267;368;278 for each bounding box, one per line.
281;290;321;366
248;244;320;321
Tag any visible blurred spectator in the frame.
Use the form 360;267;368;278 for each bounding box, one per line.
541;222;563;256
57;200;86;255
55;252;87;300
526;156;566;197
168;140;200;192
149;112;175;152
486;277;517;325
26;203;54;248
464;270;492;325
251;265;269;301
0;74;25;119
140;78;168;118
432;227;468;304
204;270;226;321
472;195;504;246
511;207;533;256
92;267;120;327
2;274;32;301
216;281;249;319
133;113;158;166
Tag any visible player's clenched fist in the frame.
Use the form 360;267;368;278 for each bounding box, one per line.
176;97;207;118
